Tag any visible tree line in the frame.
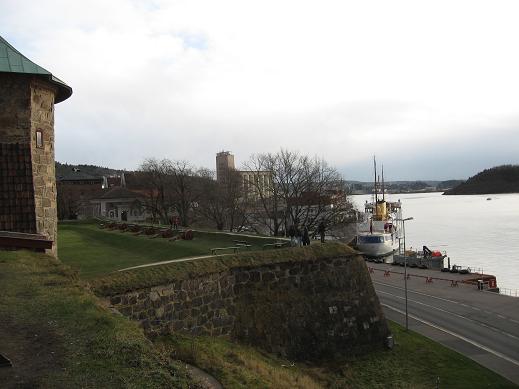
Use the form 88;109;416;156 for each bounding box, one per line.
138;149;353;236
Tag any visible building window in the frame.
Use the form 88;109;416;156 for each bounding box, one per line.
36;130;43;148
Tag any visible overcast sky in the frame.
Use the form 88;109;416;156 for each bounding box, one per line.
2;0;519;180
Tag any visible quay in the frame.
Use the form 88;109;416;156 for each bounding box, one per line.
368;262;519;385
367;261;498;291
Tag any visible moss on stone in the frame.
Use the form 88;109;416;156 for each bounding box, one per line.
92;243;356;297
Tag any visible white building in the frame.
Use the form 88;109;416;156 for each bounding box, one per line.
90;187;148;222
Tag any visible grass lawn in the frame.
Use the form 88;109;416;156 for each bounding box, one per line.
0;250;193;388
158;321;517;389
59;221;283;279
313;321;518;389
54;222;518;388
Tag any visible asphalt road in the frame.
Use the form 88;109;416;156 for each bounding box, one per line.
370;266;519;385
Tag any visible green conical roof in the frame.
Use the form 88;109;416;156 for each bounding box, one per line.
0;35;72;103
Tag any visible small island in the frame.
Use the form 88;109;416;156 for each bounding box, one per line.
444;165;519;195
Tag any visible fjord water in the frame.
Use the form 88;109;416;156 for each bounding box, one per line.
352;192;519;293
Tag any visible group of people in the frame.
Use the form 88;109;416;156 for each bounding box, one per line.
288;224;310;247
288;221;326;247
169;215;181;230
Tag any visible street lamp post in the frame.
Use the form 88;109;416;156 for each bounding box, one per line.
400;216;414;331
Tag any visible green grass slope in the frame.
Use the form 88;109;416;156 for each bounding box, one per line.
7;222;511;388
157;322;517;389
59;222;283;279
0;250;194;388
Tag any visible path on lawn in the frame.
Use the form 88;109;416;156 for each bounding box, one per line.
116;230;291;272
118;254;218;271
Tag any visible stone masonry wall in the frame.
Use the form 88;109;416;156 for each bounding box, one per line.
0;74;58;255
109;270;235;338
0;74;36;233
30;79;58;256
108;254;389;360
0;74;32;144
0;143;36;233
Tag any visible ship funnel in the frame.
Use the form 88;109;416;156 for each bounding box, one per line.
374;201;388;221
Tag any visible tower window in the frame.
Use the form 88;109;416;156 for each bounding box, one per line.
36;130;43;148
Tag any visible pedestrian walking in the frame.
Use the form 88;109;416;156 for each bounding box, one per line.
318;221;326;243
295;224;302;247
288;224;296;246
303;226;310;246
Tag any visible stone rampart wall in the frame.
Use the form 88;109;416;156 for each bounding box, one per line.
30;80;58;256
108;254;389;360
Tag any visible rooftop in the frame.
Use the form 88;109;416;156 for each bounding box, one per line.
0;35;72;103
58;170;104;182
97;186;144;200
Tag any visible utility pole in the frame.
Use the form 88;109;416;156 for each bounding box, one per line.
400;216;414;331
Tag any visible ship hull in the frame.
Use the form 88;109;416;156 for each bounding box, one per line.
356;233;397;257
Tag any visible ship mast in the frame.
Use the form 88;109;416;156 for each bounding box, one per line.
381;164;385;201
373;155;378;203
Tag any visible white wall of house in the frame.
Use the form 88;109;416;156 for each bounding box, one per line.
90;198;149;222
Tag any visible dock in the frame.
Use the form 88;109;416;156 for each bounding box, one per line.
366;262;498;291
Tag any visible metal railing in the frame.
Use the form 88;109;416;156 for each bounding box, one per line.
499;287;519;298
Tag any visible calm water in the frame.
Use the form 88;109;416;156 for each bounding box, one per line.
352;192;519;293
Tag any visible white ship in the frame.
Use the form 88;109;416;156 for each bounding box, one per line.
355;159;403;258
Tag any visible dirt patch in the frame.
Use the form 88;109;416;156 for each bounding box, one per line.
186;364;223;389
0;317;65;388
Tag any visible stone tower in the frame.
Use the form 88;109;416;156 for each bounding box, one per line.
216;151;235;182
0;35;72;257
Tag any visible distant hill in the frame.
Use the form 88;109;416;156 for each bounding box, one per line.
55;162;123;178
444;165;519;195
437;180;465;191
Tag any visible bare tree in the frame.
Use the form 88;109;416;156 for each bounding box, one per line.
243;152;285;236
57;184;80;220
139;158;204;226
139;158;173;224
168;160;201;227
244;149;351;236
222;168;248;232
196;171;226;230
197;169;247;231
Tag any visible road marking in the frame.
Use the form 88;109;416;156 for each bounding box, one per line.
377;290;519;341
381;303;519;368
374;280;519;324
374;280;476;306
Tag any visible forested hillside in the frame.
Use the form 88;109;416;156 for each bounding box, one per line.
444;165;519;195
55;162;123;177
